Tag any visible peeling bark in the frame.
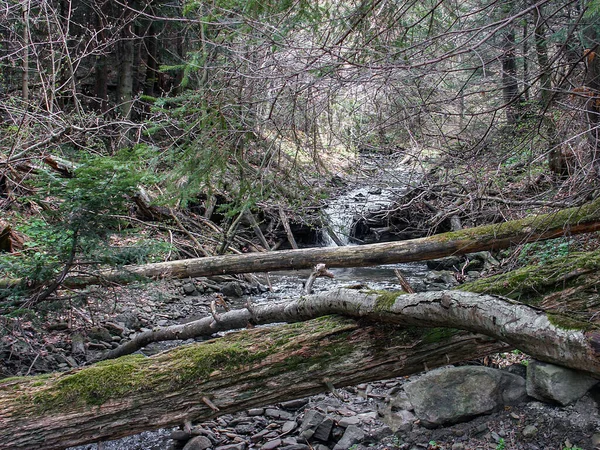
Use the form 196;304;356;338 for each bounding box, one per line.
102;289;600;376
0;318;507;450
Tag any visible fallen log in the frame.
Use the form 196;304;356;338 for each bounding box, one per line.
60;196;600;287
102;289;600;376
0;317;508;450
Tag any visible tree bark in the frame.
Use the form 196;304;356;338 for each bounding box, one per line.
0;316;509;450
62;196;600;287
102;288;600;376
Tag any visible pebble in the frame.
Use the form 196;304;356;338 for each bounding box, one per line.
248;408;265;416
215;444;246;450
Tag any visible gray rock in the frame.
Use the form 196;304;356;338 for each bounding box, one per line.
526;360;598;406
337;416;360;427
215;444;246;450
265;408;294;421
280;445;309;450
426;256;462;271
170;430;191;441
262;439;282;450
404;366;526;426
182;283;197;295
522;424;538;438
299;410;325;439
114;311;141;330
280;399;309;410
382;409;416;433
248;408;265;416
386;390;413;411
183;435;213;450
313;417;334;441
87;326;112;342
281;421;297;434
332;425;365;450
221;281;244;298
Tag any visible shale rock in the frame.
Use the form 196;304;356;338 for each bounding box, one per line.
404;366;527;426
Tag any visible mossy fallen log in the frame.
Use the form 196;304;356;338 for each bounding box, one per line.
0;317;508;450
60;196;600;287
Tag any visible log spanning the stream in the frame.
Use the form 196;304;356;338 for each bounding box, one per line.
62;197;600;287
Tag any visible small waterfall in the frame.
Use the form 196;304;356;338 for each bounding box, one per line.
322;161;418;247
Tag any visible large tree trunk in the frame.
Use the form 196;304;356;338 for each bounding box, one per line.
2;285;600;449
0;317;510;450
63;197;600;287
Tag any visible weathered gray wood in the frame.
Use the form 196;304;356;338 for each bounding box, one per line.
62;197;600;287
103;289;600;376
0;317;508;450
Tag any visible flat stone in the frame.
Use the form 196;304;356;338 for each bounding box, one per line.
313;417;334;441
280;399;309;410
281;421;297;434
299;410;325;439
262;439;282;450
251;429;272;443
248;408;265;416
337;416;360;427
265;408;294;421
215;444;246;450
280;445;309;450
183;435;213;450
332;425;365;450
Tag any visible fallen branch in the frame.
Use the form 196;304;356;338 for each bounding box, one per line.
101;289;600;376
50;195;600;287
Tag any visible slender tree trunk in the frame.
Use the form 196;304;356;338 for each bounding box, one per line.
21;0;30;101
117;23;135;118
57;196;600;288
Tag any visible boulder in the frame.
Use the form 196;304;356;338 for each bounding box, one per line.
404;366;526;426
183;435;213;450
221;281;244;298
526;360;599;406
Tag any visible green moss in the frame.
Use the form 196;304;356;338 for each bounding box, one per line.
372;290;402;312
421;328;460;344
547;313;590;331
459;249;600;302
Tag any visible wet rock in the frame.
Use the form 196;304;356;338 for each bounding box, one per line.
221;282;244;298
425;270;457;286
404;366;526;427
426;256;462;271
183;435;213;450
332;425;365;450
526;360;598;406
